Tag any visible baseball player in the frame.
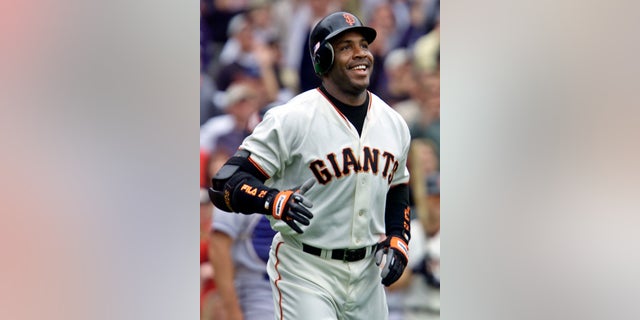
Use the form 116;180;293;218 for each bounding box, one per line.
209;11;411;320
209;210;277;320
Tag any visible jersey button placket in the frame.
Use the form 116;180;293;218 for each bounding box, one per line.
353;175;366;246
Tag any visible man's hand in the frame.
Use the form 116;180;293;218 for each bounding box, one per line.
267;179;315;234
375;236;409;286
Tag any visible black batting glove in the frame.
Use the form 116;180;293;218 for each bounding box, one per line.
265;179;315;234
375;235;409;286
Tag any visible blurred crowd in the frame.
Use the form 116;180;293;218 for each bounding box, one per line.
199;0;439;319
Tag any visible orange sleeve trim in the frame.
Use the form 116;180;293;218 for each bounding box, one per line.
248;156;271;180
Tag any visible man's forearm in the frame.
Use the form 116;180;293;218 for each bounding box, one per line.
209;231;243;319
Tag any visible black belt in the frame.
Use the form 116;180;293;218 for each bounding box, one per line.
302;243;377;262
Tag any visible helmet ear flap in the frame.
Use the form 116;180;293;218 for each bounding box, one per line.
313;42;334;75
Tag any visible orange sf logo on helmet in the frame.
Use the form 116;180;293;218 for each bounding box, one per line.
343;13;356;26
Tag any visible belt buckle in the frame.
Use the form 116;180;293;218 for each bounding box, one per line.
343;248;363;262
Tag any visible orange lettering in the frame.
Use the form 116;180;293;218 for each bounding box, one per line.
240;184;257;196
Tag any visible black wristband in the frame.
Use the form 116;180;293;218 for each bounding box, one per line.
385;184;411;242
226;172;277;215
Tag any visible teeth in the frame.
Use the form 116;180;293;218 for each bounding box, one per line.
352;65;366;70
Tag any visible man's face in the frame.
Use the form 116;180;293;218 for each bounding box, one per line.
326;31;374;94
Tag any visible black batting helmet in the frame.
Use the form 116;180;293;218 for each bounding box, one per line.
308;12;377;75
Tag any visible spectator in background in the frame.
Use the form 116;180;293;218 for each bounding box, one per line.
393;49;440;157
282;0;338;93
413;22;440;74
217;13;282;105
410;138;439;179
200;193;222;320
243;0;296;103
374;48;416;106
397;0;440;49
200;73;223;126
269;0;301;58
201;0;249;76
201;135;244;320
200;82;261;155
365;1;399;94
401;176;440;320
364;0;414;46
387;139;440;320
205;87;276;320
405;171;440;320
246;0;279;44
209;200;277;320
200;149;224;320
412;67;440;155
254;33;295;105
217;14;262;86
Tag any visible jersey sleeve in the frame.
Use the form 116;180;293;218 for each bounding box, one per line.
390;118;412;187
211;208;250;240
240;108;294;179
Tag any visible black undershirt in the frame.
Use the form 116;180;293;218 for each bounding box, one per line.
319;85;368;136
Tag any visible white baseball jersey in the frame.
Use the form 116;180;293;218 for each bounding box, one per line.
240;88;411;249
241;88;410;320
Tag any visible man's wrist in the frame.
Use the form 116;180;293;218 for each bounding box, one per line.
262;190;279;213
388;230;410;243
225;173;277;215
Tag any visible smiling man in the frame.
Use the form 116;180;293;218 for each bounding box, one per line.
208;11;412;320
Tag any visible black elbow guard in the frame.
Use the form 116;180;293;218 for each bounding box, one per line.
208;187;233;212
208;150;249;212
209;172;276;214
208;150;276;214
